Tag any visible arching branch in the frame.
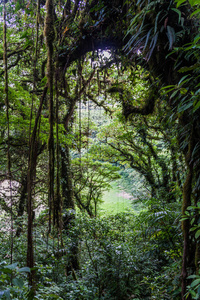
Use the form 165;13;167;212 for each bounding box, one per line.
107;85;157;119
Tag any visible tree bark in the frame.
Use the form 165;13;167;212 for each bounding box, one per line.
44;0;55;231
60;146;80;274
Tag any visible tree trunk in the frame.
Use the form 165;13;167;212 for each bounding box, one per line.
15;174;27;237
181;167;193;299
60;146;80;273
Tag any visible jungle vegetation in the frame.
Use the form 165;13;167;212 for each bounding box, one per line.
0;0;200;299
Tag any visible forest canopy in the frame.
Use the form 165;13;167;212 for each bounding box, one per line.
0;0;200;299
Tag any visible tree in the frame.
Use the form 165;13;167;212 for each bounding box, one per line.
72;157;120;217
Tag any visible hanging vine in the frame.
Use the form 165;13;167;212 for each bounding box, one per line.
26;0;43;289
44;0;55;232
181;131;194;299
55;66;61;229
3;0;13;265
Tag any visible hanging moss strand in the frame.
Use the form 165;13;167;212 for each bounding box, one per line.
3;1;11;176
44;0;55;231
26;0;42;288
55;67;61;229
3;0;13;264
181;133;194;299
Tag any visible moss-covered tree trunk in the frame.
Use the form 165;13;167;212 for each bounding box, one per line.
26;85;48;288
60;145;80;274
15;174;27;237
61;146;75;221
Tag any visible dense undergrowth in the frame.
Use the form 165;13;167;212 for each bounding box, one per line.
0;199;183;299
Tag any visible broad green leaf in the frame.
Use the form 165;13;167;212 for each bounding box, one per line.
198;285;200;295
180;217;189;221
189;0;200;6
190;290;196;299
191;278;200;287
18;267;30;273
0;290;10;300
195;230;200;239
188;275;199;279
190;226;197;231
187;206;196;210
12;277;24;288
190;290;197;297
195;293;200;299
0;268;12;274
6;263;18;270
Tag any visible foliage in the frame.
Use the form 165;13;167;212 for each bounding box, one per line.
0;0;200;298
186;272;200;299
0;262;30;299
72;156;121;216
0;200;182;299
90;109;183;203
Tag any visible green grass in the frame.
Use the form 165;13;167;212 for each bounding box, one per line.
99;182;133;215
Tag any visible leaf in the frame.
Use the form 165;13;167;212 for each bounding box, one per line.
189;0;200;6
48;294;61;299
178;101;193;113
171;8;182;23
179;64;199;73
161;85;175;89
143;28;153;50
18;267;30;273
198;285;200;295
190;226;197;231
178;74;190;86
170;89;179;98
191;278;200;288
193;100;200;112
6;263;18;270
191;9;200;17
188;275;199;279
154;11;162;34
0;290;10;300
187;206;196;210
19;31;29;39
166;26;176;50
12;277;24;288
195;230;200;239
0;268;12;274
180;217;189;221
146;32;158;61
176;0;187;7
